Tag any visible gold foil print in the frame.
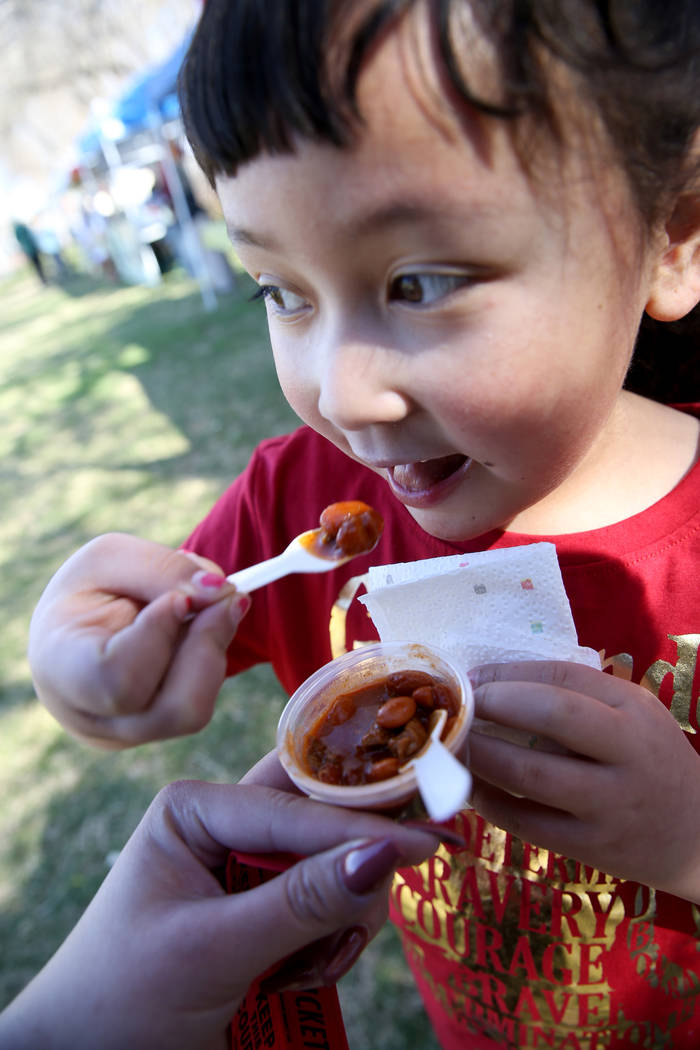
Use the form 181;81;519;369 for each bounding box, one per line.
328;572;370;658
392;812;627;1045
641;633;700;734
599;651;634;681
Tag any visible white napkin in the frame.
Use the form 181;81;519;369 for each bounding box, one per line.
359;542;600;673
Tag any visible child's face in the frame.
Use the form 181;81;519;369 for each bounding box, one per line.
217;12;657;541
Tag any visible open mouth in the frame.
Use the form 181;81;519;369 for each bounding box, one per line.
387;454;471;507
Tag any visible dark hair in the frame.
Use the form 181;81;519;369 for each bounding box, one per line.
179;0;700;399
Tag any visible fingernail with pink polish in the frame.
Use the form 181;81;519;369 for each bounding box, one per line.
230;592;251;626
194;571;227;589
174;592;196;622
342;839;400;895
188;570;233;598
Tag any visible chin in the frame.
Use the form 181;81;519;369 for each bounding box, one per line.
405;505;494;544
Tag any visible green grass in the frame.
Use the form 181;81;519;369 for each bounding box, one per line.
0;259;439;1049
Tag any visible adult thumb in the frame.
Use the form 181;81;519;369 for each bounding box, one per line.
217;837;402;986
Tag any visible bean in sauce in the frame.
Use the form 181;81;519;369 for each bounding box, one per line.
303;669;459;786
300;501;384;560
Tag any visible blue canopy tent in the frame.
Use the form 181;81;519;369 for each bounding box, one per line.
113;34;191;133
74;30;217;308
78;33;191;158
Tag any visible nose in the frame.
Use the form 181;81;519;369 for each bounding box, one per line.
316;332;412;433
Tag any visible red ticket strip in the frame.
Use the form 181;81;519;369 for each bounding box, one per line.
227;851;350;1050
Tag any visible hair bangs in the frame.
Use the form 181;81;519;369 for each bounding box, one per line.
179;0;409;184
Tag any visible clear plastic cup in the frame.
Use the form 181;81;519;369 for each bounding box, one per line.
277;641;474;811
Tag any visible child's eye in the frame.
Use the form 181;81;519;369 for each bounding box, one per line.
388;272;471;306
252;284;308;315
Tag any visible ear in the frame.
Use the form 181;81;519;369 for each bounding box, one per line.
645;191;700;322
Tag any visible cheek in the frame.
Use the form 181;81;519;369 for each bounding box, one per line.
429;348;613;477
270;340;320;423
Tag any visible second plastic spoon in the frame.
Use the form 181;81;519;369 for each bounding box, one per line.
403;709;472;822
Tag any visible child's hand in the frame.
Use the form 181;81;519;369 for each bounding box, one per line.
0;781;439;1050
467;661;700;903
28;533;249;747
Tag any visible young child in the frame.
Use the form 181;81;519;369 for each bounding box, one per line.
28;1;700;1046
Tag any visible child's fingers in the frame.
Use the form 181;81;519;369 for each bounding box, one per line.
467;726;600;813
96;582;240;711
468;775;582;856
28;532;245;744
471;679;622;762
42;533;222;606
134;594;249;740
33;589;192;725
73;596;248;746
32;575;237;714
470;660;632;708
469;662;643;763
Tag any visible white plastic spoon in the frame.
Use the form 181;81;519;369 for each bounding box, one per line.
227;502;383;593
227;529;361;592
403;709;472;823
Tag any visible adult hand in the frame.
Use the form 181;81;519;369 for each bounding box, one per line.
467;661;700;902
28;533;247;747
0;781;439;1050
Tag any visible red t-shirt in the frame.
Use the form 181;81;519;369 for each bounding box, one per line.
184;421;700;1050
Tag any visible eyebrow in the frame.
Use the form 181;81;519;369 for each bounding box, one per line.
227;197;492;252
354;199;466;235
227;225;276;249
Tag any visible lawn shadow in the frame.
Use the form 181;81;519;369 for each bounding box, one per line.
98;272;299;481
0;737;158;1008
3;269;298;487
